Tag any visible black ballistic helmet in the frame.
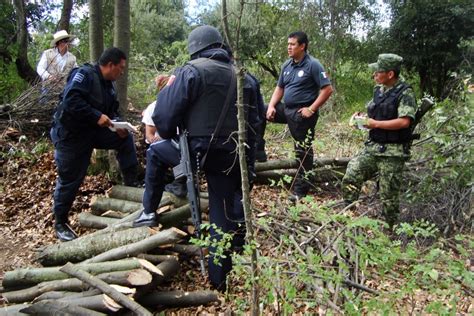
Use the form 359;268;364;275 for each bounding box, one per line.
187;25;223;55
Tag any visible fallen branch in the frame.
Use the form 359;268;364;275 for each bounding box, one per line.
90;197;142;215
20;300;107;316
138;290;219;307
83;227;187;264
37;227;155;266
59;262;153;316
3;258;154;289
255;157;350;172
78;212;119;229
2;269;153;303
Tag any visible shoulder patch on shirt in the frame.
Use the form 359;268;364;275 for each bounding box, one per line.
321;72;327;79
72;72;84;83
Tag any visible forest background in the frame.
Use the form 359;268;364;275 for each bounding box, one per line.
0;0;473;314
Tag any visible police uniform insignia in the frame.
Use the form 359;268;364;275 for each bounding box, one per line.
72;72;84;83
321;72;327;79
298;70;304;77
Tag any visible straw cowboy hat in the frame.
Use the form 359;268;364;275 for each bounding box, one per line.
50;30;75;47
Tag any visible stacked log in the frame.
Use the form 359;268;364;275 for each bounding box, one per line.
1;188;218;315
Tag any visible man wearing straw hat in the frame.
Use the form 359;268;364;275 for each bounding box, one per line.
36;30;78;84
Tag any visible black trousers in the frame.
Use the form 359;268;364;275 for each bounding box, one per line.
258;102;318;195
143;138;245;290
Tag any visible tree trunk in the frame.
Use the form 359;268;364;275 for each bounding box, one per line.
2;258;153;289
90;196;143;215
2;269;152;304
58;294;122;313
78;212;120;229
109;185;188;204
159;198;209;228
255;157;350;172
58;0;73;32
138;290;219;307
12;0;39;84
59;262;153;316
89;0;104;62
256;167;345;185
113;0;130;117
83;227;187;264
20;300;106;316
37;227;155;266
34;289;101;301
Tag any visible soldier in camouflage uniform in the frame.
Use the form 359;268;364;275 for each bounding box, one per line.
342;54;417;226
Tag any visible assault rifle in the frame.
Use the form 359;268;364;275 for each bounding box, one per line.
173;129;206;276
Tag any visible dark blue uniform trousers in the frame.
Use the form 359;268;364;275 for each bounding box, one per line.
51;125;137;223
143;139;245;289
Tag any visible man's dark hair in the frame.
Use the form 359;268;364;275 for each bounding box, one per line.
288;31;309;52
98;47;127;66
392;68;401;78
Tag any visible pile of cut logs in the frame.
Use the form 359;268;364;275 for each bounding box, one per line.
1;186;216;315
1;158;349;314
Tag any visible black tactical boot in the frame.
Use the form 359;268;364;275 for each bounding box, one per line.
133;210;159;227
55;223;78;242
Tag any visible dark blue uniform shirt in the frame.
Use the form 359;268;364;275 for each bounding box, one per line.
56;64;120;132
277;53;331;107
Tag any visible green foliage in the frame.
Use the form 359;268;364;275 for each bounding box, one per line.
190;223;233;266
228;197;473;313
387;0;474;98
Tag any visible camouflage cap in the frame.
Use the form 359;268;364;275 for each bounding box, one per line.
369;53;403;72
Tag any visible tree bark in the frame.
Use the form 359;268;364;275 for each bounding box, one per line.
134;258;181;300
12;0;39;84
3;258;153;289
60;262;153;316
58;0;73;32
136;254;178;264
108;185;188;205
255;167;345;185
34;289;101;301
167;244;203;257
83;228;186;264
255;157;350;172
36;227;155;266
138;290;219;307
113;0;130;117
57;294;123;313
2;269;152;303
159;198;209;228
90;196;142;215
20;300;106;316
89;0;104;62
78;212;119;229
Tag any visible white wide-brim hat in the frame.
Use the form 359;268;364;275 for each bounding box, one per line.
50;30;75;47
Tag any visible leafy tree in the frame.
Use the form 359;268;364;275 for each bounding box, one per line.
388;0;474;99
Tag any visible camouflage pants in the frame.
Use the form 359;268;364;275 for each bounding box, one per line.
341;149;406;224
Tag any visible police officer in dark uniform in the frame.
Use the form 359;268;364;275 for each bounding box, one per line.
264;31;333;201
50;47;139;242
133;25;259;290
